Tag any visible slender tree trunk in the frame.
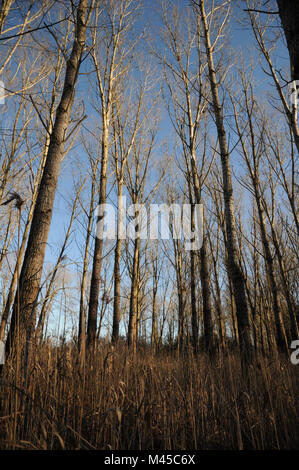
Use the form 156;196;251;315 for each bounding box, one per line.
198;0;253;365
112;236;122;343
188;151;213;353
150;249;159;351
186;177;199;353
128;235;140;352
87;0;128;349
207;228;226;350
255;194;289;352
151;285;158;350
87;124;109;349
78;222;90;361
173;240;185;355
78;174;96;362
5;0;89;360
199;231;214;352
112;190;124;344
190;229;199;352
264;205;298;340
233;76;295;353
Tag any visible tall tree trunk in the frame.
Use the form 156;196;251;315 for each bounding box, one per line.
0;34;61;341
112;236;122;343
173;240;185;355
207;227;226;350
199;229;213;352
190;228;199;352
112;190;124;344
198;0;253;365
78;197;93;362
128;235;140;352
186;178;199;353
276;0;299;81
150;250;159;351
151;285;158;350
87;125;109;349
255;191;289;353
263;204;298;341
234;90;289;354
78;164;98;362
5;0;89;360
188;151;213;353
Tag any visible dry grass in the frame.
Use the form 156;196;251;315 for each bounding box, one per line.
0;343;298;450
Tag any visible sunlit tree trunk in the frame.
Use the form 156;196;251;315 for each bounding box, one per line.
5;0;89;360
197;0;253;365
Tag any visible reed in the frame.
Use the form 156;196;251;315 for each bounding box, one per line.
0;341;298;450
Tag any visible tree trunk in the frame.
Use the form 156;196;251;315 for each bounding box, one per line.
256;194;289;353
87;125;109;349
198;0;253;365
173;240;185;355
189;151;213;353
190;232;199;353
264;204;298;341
128;235;140;352
151;286;158;350
207;228;226;350
5;0;89;360
276;0;299;81
112;190;125;344
112;234;122;343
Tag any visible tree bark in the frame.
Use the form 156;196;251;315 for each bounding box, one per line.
78;191;94;363
128;235;140;352
87;124;109;349
276;0;299;81
198;0;253;365
190;227;199;352
112;191;124;344
5;0;89;360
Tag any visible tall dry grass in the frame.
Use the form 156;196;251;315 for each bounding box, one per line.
0;342;298;450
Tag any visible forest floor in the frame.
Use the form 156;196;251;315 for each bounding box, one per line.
0;343;298;450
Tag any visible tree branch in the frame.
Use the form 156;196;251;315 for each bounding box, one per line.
243;9;279;14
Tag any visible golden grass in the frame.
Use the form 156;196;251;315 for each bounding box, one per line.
0;343;298;450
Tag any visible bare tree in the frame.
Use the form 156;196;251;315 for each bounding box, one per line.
5;0;91;362
157;1;214;353
246;1;299;154
0;0;13;35
194;0;254;365
110;66;153;343
86;0;141;349
0;28;69;341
